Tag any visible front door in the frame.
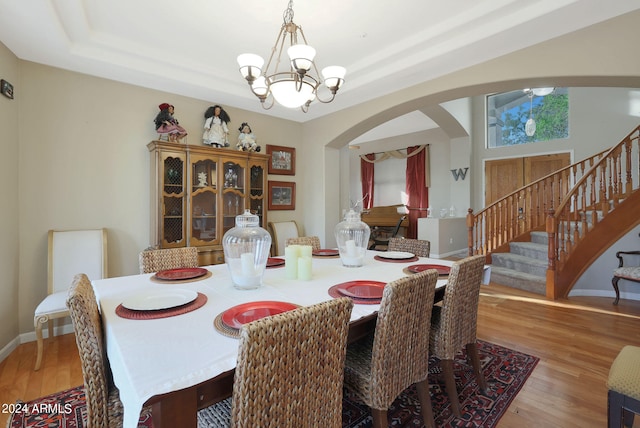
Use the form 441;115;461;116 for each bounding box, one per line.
485;153;571;206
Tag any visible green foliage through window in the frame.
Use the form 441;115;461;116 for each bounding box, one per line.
487;88;569;147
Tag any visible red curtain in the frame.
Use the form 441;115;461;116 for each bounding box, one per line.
406;146;429;238
360;154;375;209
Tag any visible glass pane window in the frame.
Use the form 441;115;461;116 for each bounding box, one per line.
487;88;569;148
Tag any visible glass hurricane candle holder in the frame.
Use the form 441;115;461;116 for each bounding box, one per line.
334;209;370;268
222;210;271;289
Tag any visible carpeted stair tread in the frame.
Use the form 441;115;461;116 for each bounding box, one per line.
489;265;546;295
491;252;547;277
509;241;547;260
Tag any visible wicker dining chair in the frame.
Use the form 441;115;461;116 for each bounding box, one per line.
429;254;487;417
387;237;431;257
66;273;151;427
138;246;199;274
198;298;354;428
285;235;321;251
343;269;439;428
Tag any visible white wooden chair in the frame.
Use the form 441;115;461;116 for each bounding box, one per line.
33;229;107;370
268;220;299;256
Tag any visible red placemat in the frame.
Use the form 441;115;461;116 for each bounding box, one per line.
374;255;419;263
150;270;212;284
266;257;285;268
328;285;381;305
115;292;208;319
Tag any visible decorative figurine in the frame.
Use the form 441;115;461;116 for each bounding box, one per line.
203;105;230;147
197;171;207;187
154;103;187;142
236;122;261;152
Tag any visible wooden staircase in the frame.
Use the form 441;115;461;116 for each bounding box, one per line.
467;125;640;299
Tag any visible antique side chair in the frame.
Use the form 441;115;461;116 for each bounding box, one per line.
34;228;107;370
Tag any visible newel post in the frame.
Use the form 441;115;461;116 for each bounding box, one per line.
545;209;557;299
467;208;474;257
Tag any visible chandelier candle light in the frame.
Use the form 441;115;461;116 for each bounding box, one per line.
237;0;346;112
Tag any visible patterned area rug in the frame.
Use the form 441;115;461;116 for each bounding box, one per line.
7;340;537;428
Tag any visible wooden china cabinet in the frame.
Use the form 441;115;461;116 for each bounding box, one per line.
148;140;268;265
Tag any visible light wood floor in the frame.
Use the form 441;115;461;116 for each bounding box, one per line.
1;283;639;428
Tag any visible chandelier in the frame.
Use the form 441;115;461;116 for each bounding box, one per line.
523;87;554;137
236;0;346;112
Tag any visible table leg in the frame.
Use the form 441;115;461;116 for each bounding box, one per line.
152;387;198;428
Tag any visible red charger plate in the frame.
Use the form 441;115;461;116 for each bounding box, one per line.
407;264;451;276
312;249;340;256
155;267;208;281
335;280;386;299
221;301;299;329
267;257;285;267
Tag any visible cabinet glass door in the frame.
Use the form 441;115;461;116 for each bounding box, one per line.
249;163;265;226
190;156;218;245
222;159;246;236
162;154;185;246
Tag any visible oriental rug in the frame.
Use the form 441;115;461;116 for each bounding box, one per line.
7;340;538;428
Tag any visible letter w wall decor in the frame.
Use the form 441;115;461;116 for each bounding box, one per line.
451;167;469;181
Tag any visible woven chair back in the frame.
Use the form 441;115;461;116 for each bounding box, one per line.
430;255;486;359
387;237;430;257
285;236;321;251
368;269;438;408
138;247;199;274
231;298;353;428
66;273;115;428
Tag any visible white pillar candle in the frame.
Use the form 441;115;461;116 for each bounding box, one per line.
345;239;357;257
297;256;312;280
240;252;255;276
284;245;299;279
300;245;312;258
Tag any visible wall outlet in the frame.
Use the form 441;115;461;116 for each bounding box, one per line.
449;238;453;244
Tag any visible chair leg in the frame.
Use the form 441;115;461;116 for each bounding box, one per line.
371;408;388;428
34;316;45;371
416;379;436;428
612;277;621;305
608;390;623;427
441;359;461;417
466;342;487;391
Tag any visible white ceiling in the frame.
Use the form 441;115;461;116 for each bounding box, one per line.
1;0;638;128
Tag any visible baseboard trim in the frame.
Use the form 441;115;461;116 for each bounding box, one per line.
568;288;640;301
0;336;20;364
0;324;76;365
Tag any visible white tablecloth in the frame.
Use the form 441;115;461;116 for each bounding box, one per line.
92;252;488;428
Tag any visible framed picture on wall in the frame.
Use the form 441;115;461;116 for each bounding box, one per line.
266;144;295;175
268;180;296;210
1;79;14;99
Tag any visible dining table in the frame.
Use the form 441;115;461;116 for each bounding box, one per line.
91;250;490;428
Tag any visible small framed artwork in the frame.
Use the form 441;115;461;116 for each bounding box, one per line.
1;79;14;99
266;144;296;175
268;180;296;210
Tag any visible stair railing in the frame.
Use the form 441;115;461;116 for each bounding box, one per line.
467;125;640;299
466;149;609;257
546;125;640;298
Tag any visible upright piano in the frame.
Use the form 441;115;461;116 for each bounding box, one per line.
361;205;409;238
